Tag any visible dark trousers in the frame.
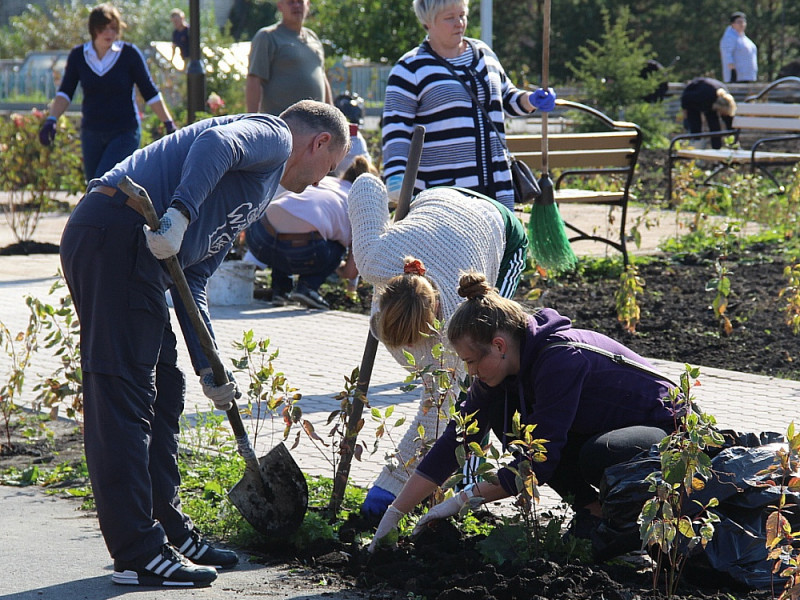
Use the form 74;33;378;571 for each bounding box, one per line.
547;425;671;509
60;190;192;561
245;219;345;295
81;126;141;181
82;339;191;561
685;108;727;150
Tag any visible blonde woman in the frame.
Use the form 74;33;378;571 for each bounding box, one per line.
348;173;527;521
680;77;737;150
381;0;555;210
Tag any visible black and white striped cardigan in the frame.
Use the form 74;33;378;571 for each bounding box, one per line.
381;37;531;210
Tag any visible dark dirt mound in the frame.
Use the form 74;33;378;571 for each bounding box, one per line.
0;418;83;471
0;240;59;255
517;246;800;379
289;519;774;600
311;244;800;380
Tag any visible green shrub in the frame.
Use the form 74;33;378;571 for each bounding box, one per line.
567;6;676;149
0;110;84;244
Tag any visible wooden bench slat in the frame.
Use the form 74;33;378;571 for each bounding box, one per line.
735;103;800;118
515;148;634;169
733;115;800;132
675;148;800;163
507;131;637;153
555;189;628;204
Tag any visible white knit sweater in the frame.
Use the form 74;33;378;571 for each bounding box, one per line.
348;173;506;494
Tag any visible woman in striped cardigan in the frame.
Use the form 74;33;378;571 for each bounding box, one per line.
381;0;555;211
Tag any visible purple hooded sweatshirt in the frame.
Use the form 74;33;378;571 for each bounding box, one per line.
416;308;678;495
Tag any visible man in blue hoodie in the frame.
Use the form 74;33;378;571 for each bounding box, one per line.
369;271;679;554
60;100;348;588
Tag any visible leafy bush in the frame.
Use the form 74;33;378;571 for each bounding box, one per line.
780;263;800;335
760;422;800;600
0;110;84;245
26;280;83;420
0;314;38;447
615;264;644;333
638;365;726;598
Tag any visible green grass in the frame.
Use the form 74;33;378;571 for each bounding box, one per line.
0;408;370;551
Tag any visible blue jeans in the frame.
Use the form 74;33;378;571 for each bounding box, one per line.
81;126;141;181
245;220;345;295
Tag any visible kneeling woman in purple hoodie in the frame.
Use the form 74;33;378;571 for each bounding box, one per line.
370;271;680;551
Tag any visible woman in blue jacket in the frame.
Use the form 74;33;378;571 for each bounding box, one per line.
39;3;175;180
370;271;680;551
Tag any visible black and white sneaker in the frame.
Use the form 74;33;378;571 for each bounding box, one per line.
176;529;239;569
290;284;329;310
112;544;217;587
272;292;290;306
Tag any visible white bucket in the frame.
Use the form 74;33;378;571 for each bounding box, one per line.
207;261;256;306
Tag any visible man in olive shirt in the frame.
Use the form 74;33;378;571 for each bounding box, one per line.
246;0;332;114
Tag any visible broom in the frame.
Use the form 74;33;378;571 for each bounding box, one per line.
526;0;577;271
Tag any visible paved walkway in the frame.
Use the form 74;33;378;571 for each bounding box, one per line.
0;205;795;599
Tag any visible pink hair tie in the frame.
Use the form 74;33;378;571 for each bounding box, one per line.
403;259;426;276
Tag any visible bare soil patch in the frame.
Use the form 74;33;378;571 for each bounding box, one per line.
316;244;800;380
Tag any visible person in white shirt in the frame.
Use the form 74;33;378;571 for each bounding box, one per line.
244;156;375;309
38;3;175;180
720;11;758;83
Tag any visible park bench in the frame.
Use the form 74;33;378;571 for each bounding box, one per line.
507;98;643;264
667;76;800;204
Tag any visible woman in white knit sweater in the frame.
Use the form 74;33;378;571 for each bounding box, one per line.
348;173;527;520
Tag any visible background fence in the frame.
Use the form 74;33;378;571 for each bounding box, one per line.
0;46;787;131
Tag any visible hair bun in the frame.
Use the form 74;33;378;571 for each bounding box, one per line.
403;257;427;276
457;271;492;299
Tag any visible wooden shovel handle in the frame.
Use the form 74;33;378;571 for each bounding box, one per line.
393;125;425;222
541;0;552;174
328;125;426;515
117;176;255;457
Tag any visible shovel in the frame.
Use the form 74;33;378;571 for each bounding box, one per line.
327;124;426;516
117;176;308;538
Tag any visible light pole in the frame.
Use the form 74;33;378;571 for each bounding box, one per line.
186;0;205;124
480;0;492;47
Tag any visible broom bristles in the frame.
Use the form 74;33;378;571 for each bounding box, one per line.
527;174;577;271
527;203;577;271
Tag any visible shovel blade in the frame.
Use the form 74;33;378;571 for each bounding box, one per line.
228;443;308;537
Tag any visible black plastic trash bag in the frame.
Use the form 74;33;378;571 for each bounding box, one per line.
595;430;798;589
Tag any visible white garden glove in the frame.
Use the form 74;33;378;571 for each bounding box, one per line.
143;207;189;259
199;367;240;411
385;174;403;204
368;505;405;553
411;486;485;537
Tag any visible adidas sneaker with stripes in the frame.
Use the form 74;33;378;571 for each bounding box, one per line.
112;544;217;587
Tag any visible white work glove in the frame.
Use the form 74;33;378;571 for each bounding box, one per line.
385;174;403;204
143;207;189;259
411;486;485;537
199;367;240;411
368;505;405;553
